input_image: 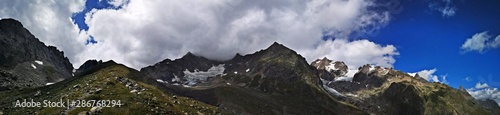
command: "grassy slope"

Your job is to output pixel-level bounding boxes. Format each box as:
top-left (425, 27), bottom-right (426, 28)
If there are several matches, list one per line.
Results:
top-left (0, 64), bottom-right (219, 114)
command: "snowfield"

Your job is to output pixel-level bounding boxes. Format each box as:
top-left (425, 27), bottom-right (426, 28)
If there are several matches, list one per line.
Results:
top-left (183, 64), bottom-right (225, 86)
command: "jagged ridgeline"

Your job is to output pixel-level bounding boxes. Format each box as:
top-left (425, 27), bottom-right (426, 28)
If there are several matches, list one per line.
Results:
top-left (0, 18), bottom-right (499, 115)
top-left (140, 42), bottom-right (367, 114)
top-left (312, 58), bottom-right (500, 115)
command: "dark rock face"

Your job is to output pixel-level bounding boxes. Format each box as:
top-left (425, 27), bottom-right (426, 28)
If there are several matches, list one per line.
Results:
top-left (0, 18), bottom-right (73, 90)
top-left (75, 60), bottom-right (101, 76)
top-left (478, 99), bottom-right (500, 114)
top-left (382, 82), bottom-right (424, 115)
top-left (351, 64), bottom-right (386, 89)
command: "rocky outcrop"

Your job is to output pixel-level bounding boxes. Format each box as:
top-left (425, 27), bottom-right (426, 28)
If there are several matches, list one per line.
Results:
top-left (0, 18), bottom-right (73, 90)
top-left (382, 82), bottom-right (425, 115)
top-left (459, 85), bottom-right (467, 92)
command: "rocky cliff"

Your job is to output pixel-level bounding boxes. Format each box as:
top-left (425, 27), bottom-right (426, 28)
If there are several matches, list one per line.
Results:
top-left (0, 18), bottom-right (73, 90)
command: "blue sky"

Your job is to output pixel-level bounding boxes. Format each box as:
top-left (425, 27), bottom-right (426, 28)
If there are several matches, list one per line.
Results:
top-left (368, 0), bottom-right (500, 89)
top-left (71, 0), bottom-right (124, 44)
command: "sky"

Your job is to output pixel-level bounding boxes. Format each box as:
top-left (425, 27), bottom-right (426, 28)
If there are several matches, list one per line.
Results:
top-left (0, 0), bottom-right (499, 104)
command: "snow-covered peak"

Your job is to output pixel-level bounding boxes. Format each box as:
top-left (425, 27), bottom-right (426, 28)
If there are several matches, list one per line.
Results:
top-left (311, 57), bottom-right (333, 70)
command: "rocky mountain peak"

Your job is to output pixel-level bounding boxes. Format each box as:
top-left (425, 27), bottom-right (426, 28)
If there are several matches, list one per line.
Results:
top-left (181, 52), bottom-right (197, 59)
top-left (0, 18), bottom-right (23, 28)
top-left (0, 18), bottom-right (74, 90)
top-left (75, 59), bottom-right (101, 75)
top-left (263, 42), bottom-right (294, 54)
top-left (311, 57), bottom-right (348, 81)
top-left (358, 64), bottom-right (373, 74)
top-left (332, 61), bottom-right (348, 72)
top-left (414, 73), bottom-right (421, 78)
top-left (311, 57), bottom-right (333, 70)
top-left (459, 85), bottom-right (467, 92)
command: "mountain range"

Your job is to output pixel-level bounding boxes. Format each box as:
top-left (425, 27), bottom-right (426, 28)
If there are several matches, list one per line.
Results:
top-left (0, 18), bottom-right (499, 115)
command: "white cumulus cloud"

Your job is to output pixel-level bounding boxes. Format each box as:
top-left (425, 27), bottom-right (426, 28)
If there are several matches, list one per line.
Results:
top-left (461, 31), bottom-right (500, 53)
top-left (78, 0), bottom-right (395, 69)
top-left (476, 82), bottom-right (490, 89)
top-left (468, 82), bottom-right (500, 106)
top-left (408, 68), bottom-right (448, 83)
top-left (1, 0), bottom-right (398, 70)
top-left (302, 39), bottom-right (398, 68)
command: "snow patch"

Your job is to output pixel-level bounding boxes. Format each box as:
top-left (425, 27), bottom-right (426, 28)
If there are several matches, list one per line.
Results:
top-left (46, 82), bottom-right (54, 85)
top-left (334, 76), bottom-right (353, 82)
top-left (226, 83), bottom-right (231, 85)
top-left (234, 71), bottom-right (238, 74)
top-left (183, 64), bottom-right (225, 86)
top-left (172, 74), bottom-right (180, 82)
top-left (369, 65), bottom-right (376, 72)
top-left (35, 60), bottom-right (43, 65)
top-left (345, 93), bottom-right (359, 97)
top-left (408, 72), bottom-right (416, 77)
top-left (345, 69), bottom-right (358, 78)
top-left (156, 79), bottom-right (166, 83)
top-left (325, 62), bottom-right (339, 72)
top-left (246, 69), bottom-right (250, 72)
top-left (333, 69), bottom-right (358, 82)
top-left (323, 84), bottom-right (344, 96)
top-left (31, 64), bottom-right (37, 69)
top-left (320, 78), bottom-right (344, 96)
